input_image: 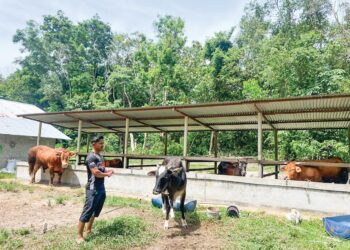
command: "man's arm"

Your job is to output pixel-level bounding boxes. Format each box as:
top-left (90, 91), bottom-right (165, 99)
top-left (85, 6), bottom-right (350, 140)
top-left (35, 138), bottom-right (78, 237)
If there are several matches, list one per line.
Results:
top-left (90, 167), bottom-right (113, 178)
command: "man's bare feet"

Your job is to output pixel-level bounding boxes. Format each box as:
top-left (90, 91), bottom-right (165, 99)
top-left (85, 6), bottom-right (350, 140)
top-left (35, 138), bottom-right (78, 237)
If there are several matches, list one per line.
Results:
top-left (86, 230), bottom-right (92, 236)
top-left (76, 236), bottom-right (85, 244)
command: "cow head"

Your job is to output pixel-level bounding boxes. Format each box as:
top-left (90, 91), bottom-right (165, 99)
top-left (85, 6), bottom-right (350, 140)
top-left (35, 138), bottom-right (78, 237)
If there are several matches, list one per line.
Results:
top-left (280, 162), bottom-right (301, 180)
top-left (56, 149), bottom-right (76, 168)
top-left (238, 160), bottom-right (248, 176)
top-left (147, 165), bottom-right (182, 195)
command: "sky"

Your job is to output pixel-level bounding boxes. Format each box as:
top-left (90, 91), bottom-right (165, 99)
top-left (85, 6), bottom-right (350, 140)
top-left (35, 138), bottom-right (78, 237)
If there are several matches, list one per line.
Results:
top-left (0, 0), bottom-right (251, 77)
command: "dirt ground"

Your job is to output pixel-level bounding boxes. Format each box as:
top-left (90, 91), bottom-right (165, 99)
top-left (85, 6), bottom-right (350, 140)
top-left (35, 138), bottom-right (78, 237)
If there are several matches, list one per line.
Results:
top-left (0, 181), bottom-right (224, 249)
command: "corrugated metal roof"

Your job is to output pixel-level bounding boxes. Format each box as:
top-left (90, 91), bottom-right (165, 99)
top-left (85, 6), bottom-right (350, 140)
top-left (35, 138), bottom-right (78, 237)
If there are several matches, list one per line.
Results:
top-left (0, 99), bottom-right (70, 140)
top-left (18, 94), bottom-right (350, 133)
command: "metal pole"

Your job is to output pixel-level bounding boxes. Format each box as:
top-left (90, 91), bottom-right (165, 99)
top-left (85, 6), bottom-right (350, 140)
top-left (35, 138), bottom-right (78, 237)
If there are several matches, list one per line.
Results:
top-left (258, 112), bottom-right (263, 178)
top-left (164, 132), bottom-right (168, 156)
top-left (274, 129), bottom-right (278, 179)
top-left (123, 118), bottom-right (130, 168)
top-left (213, 131), bottom-right (218, 174)
top-left (36, 122), bottom-right (42, 146)
top-left (184, 116), bottom-right (189, 171)
top-left (76, 120), bottom-right (82, 168)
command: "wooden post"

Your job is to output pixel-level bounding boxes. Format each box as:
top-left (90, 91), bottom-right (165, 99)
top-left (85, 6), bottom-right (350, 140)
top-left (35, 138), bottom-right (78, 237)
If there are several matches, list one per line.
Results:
top-left (348, 127), bottom-right (350, 184)
top-left (213, 131), bottom-right (218, 174)
top-left (164, 132), bottom-right (168, 156)
top-left (86, 134), bottom-right (90, 153)
top-left (36, 122), bottom-right (42, 146)
top-left (274, 129), bottom-right (278, 179)
top-left (184, 116), bottom-right (189, 171)
top-left (76, 120), bottom-right (82, 168)
top-left (123, 118), bottom-right (130, 168)
top-left (257, 112), bottom-right (263, 178)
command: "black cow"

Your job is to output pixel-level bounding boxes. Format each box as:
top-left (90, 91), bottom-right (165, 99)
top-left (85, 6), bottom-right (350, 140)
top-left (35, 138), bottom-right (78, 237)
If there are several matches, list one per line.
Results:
top-left (218, 160), bottom-right (247, 176)
top-left (148, 157), bottom-right (187, 229)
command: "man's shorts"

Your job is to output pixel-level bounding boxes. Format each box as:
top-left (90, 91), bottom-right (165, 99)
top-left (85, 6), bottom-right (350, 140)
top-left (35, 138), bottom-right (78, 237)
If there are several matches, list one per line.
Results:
top-left (79, 189), bottom-right (106, 222)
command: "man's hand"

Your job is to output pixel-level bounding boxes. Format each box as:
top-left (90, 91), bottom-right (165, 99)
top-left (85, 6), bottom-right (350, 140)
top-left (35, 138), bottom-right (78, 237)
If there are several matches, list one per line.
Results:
top-left (107, 170), bottom-right (113, 177)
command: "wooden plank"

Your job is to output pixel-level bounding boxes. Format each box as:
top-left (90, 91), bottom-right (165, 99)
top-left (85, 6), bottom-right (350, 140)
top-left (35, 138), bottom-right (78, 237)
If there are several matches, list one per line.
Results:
top-left (184, 116), bottom-right (188, 157)
top-left (164, 132), bottom-right (168, 156)
top-left (76, 120), bottom-right (82, 168)
top-left (123, 118), bottom-right (129, 168)
top-left (257, 112), bottom-right (263, 178)
top-left (263, 172), bottom-right (279, 178)
top-left (188, 167), bottom-right (216, 172)
top-left (213, 131), bottom-right (218, 174)
top-left (274, 129), bottom-right (278, 179)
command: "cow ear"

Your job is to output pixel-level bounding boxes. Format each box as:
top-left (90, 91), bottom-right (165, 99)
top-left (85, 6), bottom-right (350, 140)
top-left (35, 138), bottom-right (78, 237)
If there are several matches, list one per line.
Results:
top-left (147, 171), bottom-right (156, 176)
top-left (296, 166), bottom-right (302, 173)
top-left (280, 166), bottom-right (286, 172)
top-left (69, 151), bottom-right (76, 157)
top-left (56, 151), bottom-right (63, 157)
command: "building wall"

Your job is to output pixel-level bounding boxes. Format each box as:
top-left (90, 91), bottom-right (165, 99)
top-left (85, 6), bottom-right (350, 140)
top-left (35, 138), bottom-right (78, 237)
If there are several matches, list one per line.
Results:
top-left (0, 135), bottom-right (55, 168)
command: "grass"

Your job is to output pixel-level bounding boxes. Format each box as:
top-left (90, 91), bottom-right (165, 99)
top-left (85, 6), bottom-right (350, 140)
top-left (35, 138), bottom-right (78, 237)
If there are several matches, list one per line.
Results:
top-left (54, 195), bottom-right (70, 205)
top-left (105, 195), bottom-right (149, 209)
top-left (20, 216), bottom-right (156, 250)
top-left (0, 172), bottom-right (15, 179)
top-left (0, 180), bottom-right (34, 192)
top-left (222, 211), bottom-right (350, 250)
top-left (0, 228), bottom-right (31, 250)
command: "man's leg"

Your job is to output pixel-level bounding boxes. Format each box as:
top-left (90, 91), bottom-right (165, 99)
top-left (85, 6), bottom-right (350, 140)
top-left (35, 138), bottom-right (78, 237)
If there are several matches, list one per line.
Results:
top-left (86, 216), bottom-right (95, 235)
top-left (77, 221), bottom-right (85, 242)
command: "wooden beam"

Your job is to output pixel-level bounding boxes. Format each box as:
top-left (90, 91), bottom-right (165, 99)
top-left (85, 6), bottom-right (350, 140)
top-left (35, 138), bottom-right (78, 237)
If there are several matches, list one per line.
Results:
top-left (254, 104), bottom-right (276, 130)
top-left (86, 133), bottom-right (90, 153)
top-left (274, 129), bottom-right (278, 179)
top-left (63, 113), bottom-right (121, 133)
top-left (174, 108), bottom-right (215, 130)
top-left (213, 131), bottom-right (218, 174)
top-left (257, 112), bottom-right (263, 178)
top-left (76, 120), bottom-right (82, 168)
top-left (112, 111), bottom-right (166, 132)
top-left (37, 122), bottom-right (42, 146)
top-left (123, 118), bottom-right (130, 168)
top-left (184, 116), bottom-right (189, 157)
top-left (164, 132), bottom-right (168, 155)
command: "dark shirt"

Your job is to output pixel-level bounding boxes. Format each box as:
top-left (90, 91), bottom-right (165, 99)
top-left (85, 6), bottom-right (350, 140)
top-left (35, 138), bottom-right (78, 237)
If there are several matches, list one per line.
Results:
top-left (86, 152), bottom-right (106, 191)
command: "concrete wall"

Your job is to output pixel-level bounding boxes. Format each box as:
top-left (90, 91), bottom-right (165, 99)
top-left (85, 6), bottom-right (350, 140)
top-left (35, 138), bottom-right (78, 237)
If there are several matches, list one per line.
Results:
top-left (16, 161), bottom-right (350, 214)
top-left (0, 135), bottom-right (55, 169)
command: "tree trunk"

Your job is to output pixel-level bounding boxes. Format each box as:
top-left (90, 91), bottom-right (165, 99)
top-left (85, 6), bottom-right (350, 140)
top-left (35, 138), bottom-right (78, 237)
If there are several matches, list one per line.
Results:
top-left (142, 133), bottom-right (147, 153)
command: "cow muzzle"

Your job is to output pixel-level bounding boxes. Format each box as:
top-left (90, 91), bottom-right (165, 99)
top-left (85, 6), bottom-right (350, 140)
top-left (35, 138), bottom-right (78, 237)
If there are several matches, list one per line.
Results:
top-left (62, 163), bottom-right (69, 169)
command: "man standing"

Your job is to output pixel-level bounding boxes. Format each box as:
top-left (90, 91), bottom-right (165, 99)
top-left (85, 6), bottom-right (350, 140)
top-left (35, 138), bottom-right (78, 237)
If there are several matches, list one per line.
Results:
top-left (77, 135), bottom-right (113, 243)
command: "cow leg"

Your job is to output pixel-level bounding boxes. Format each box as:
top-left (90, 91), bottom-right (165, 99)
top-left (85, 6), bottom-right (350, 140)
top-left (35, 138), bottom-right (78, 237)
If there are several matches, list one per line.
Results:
top-left (57, 173), bottom-right (63, 185)
top-left (30, 163), bottom-right (41, 184)
top-left (168, 197), bottom-right (175, 219)
top-left (49, 169), bottom-right (55, 186)
top-left (180, 191), bottom-right (187, 228)
top-left (161, 194), bottom-right (167, 215)
top-left (163, 195), bottom-right (171, 229)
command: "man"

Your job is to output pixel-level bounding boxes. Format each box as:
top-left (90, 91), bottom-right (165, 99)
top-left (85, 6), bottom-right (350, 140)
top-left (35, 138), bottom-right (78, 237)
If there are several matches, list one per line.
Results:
top-left (77, 135), bottom-right (113, 243)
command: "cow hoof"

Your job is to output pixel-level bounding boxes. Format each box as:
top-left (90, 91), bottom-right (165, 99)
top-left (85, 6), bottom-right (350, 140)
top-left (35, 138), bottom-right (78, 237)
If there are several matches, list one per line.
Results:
top-left (181, 219), bottom-right (188, 228)
top-left (170, 209), bottom-right (175, 219)
top-left (164, 220), bottom-right (169, 229)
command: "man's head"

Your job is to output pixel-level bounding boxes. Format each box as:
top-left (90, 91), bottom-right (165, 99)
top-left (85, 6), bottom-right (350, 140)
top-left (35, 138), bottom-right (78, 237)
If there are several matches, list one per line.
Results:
top-left (91, 135), bottom-right (104, 153)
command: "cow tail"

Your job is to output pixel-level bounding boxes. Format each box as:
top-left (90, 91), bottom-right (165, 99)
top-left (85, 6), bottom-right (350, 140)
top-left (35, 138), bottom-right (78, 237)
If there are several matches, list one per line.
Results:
top-left (27, 150), bottom-right (36, 175)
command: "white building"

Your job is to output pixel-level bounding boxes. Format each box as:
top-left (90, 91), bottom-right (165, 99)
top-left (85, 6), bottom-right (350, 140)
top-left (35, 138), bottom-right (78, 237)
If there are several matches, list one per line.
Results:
top-left (0, 99), bottom-right (70, 169)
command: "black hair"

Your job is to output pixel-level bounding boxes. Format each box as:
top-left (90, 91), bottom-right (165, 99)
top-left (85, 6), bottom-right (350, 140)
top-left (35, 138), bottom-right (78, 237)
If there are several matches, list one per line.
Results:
top-left (91, 135), bottom-right (104, 144)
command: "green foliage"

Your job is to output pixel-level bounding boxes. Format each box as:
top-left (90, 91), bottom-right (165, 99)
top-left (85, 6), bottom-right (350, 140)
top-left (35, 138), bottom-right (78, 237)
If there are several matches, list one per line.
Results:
top-left (2, 2), bottom-right (350, 160)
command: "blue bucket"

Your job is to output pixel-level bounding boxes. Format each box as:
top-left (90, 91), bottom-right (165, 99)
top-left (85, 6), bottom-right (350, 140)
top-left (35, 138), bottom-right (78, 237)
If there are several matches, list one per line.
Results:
top-left (323, 215), bottom-right (350, 240)
top-left (151, 197), bottom-right (197, 212)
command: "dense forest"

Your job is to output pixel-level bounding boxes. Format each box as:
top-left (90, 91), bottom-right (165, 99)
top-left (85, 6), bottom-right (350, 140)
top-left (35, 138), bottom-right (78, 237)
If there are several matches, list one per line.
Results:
top-left (1, 0), bottom-right (350, 160)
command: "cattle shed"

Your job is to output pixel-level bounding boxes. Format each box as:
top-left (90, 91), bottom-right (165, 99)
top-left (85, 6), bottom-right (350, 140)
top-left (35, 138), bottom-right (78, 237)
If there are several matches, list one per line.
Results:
top-left (16, 94), bottom-right (350, 214)
top-left (0, 99), bottom-right (70, 170)
top-left (19, 94), bottom-right (350, 173)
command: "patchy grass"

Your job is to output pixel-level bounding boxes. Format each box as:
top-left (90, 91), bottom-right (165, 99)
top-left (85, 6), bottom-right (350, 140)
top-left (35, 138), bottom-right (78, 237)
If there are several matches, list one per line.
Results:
top-left (0, 172), bottom-right (15, 179)
top-left (54, 195), bottom-right (70, 205)
top-left (105, 195), bottom-right (149, 209)
top-left (21, 216), bottom-right (156, 250)
top-left (0, 228), bottom-right (31, 250)
top-left (222, 211), bottom-right (350, 250)
top-left (0, 180), bottom-right (34, 193)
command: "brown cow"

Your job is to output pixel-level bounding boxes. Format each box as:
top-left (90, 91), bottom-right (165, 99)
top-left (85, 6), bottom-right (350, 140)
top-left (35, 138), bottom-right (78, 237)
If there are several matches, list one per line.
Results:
top-left (104, 158), bottom-right (122, 168)
top-left (281, 158), bottom-right (348, 184)
top-left (28, 146), bottom-right (75, 185)
top-left (218, 160), bottom-right (247, 176)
